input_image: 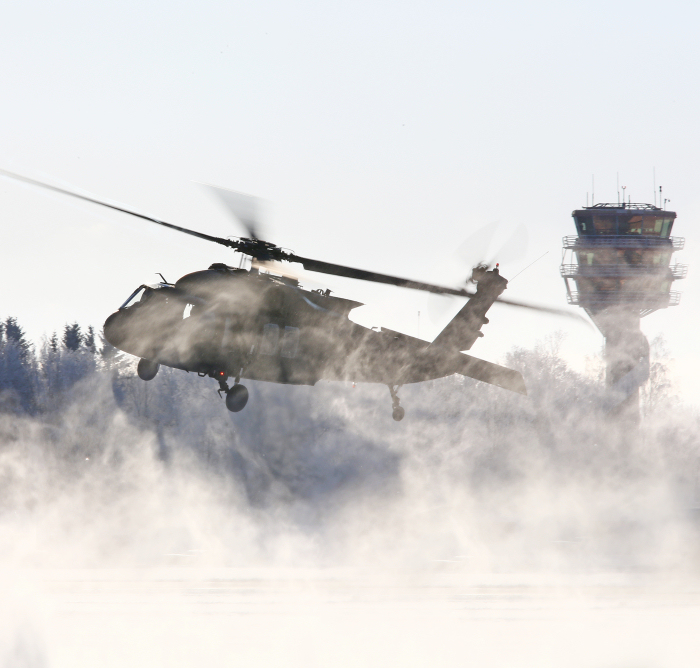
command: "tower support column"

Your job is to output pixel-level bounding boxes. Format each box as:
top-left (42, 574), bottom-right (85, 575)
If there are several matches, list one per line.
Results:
top-left (594, 307), bottom-right (649, 431)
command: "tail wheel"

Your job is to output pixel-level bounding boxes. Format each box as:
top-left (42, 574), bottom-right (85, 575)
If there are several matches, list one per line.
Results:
top-left (137, 358), bottom-right (160, 381)
top-left (392, 406), bottom-right (405, 422)
top-left (225, 384), bottom-right (249, 412)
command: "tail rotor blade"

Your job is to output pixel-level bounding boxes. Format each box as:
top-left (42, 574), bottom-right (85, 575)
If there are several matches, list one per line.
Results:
top-left (485, 223), bottom-right (528, 268)
top-left (426, 221), bottom-right (499, 326)
top-left (455, 221), bottom-right (500, 275)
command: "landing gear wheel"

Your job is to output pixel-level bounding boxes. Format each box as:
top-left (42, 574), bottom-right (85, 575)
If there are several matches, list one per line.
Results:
top-left (137, 358), bottom-right (160, 381)
top-left (225, 384), bottom-right (249, 412)
top-left (392, 406), bottom-right (405, 422)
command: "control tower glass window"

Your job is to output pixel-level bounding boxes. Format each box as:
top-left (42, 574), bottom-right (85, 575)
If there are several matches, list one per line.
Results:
top-left (575, 211), bottom-right (675, 238)
top-left (575, 214), bottom-right (592, 233)
top-left (658, 216), bottom-right (673, 238)
top-left (618, 213), bottom-right (673, 238)
top-left (619, 215), bottom-right (643, 234)
top-left (592, 214), bottom-right (615, 235)
top-left (573, 214), bottom-right (615, 235)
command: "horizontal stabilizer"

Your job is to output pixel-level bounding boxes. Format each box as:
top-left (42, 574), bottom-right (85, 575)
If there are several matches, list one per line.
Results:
top-left (456, 353), bottom-right (527, 395)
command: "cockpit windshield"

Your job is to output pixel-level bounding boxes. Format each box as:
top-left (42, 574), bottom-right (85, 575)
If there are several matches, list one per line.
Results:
top-left (119, 283), bottom-right (186, 310)
top-left (120, 286), bottom-right (147, 309)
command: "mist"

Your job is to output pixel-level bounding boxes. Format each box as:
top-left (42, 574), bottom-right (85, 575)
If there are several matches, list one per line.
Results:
top-left (1, 327), bottom-right (700, 667)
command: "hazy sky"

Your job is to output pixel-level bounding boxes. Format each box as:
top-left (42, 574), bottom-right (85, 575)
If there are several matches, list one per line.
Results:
top-left (1, 0), bottom-right (699, 397)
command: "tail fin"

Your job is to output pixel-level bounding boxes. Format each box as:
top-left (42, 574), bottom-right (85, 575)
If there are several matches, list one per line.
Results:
top-left (431, 268), bottom-right (508, 351)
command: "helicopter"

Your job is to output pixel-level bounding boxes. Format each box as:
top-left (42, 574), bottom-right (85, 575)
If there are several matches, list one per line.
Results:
top-left (1, 168), bottom-right (570, 421)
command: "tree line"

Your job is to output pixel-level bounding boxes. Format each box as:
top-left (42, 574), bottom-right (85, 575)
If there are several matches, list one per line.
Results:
top-left (0, 317), bottom-right (118, 414)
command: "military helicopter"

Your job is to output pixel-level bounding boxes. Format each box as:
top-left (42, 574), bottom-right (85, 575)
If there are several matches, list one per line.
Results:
top-left (2, 169), bottom-right (570, 420)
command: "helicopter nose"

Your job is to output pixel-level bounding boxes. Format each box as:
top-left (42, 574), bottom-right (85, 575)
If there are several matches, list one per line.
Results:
top-left (103, 311), bottom-right (128, 348)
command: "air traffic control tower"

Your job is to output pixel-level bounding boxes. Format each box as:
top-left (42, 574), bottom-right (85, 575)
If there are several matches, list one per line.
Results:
top-left (561, 202), bottom-right (686, 422)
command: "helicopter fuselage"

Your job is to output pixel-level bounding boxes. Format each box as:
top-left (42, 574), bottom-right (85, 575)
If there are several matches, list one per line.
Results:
top-left (104, 263), bottom-right (474, 388)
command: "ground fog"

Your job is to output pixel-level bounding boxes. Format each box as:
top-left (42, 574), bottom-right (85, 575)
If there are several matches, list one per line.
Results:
top-left (1, 328), bottom-right (699, 667)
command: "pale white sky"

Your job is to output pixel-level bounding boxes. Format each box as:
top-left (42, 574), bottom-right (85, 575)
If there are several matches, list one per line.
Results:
top-left (1, 0), bottom-right (699, 399)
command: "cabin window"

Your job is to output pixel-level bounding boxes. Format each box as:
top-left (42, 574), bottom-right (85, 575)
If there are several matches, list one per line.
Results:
top-left (280, 327), bottom-right (300, 359)
top-left (183, 304), bottom-right (194, 319)
top-left (260, 324), bottom-right (279, 355)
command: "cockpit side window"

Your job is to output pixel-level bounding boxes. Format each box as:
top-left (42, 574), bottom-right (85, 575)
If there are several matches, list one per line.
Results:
top-left (120, 286), bottom-right (147, 309)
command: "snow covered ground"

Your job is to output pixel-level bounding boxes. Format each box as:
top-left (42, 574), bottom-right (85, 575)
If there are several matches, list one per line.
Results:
top-left (4, 567), bottom-right (700, 668)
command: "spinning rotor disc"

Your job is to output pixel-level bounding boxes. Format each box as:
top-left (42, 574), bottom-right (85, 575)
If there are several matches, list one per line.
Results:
top-left (0, 167), bottom-right (579, 319)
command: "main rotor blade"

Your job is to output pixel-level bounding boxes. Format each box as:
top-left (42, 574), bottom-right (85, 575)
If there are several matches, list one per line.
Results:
top-left (197, 181), bottom-right (263, 240)
top-left (0, 167), bottom-right (589, 324)
top-left (491, 295), bottom-right (589, 322)
top-left (290, 253), bottom-right (586, 321)
top-left (0, 168), bottom-right (238, 250)
top-left (289, 254), bottom-right (474, 297)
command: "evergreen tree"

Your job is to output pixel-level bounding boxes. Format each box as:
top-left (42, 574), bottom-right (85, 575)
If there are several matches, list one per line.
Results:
top-left (0, 317), bottom-right (35, 412)
top-left (38, 335), bottom-right (61, 412)
top-left (4, 317), bottom-right (31, 362)
top-left (84, 326), bottom-right (96, 353)
top-left (62, 323), bottom-right (83, 351)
